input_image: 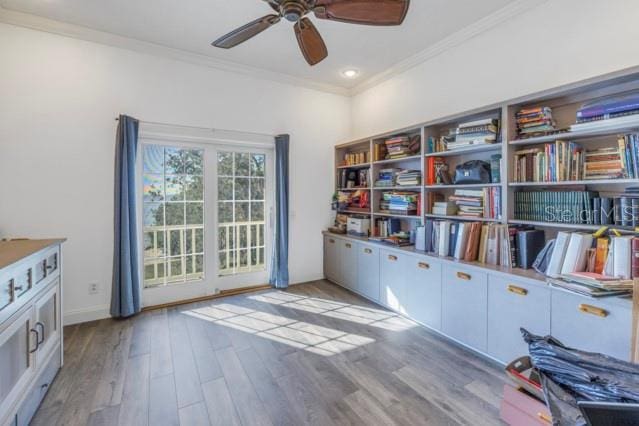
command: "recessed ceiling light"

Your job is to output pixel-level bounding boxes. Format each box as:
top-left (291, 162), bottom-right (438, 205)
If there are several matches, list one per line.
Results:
top-left (341, 69), bottom-right (360, 79)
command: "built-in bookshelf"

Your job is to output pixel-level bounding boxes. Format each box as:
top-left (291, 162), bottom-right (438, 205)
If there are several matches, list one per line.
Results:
top-left (333, 67), bottom-right (639, 252)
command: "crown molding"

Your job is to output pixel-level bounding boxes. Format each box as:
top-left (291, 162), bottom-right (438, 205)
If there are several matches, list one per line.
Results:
top-left (349, 0), bottom-right (547, 96)
top-left (1, 1), bottom-right (545, 98)
top-left (0, 6), bottom-right (351, 96)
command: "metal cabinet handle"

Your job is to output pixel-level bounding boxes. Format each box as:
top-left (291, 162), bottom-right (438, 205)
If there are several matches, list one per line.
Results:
top-left (13, 285), bottom-right (23, 292)
top-left (507, 285), bottom-right (528, 296)
top-left (29, 328), bottom-right (39, 353)
top-left (418, 262), bottom-right (430, 270)
top-left (329, 239), bottom-right (335, 244)
top-left (363, 248), bottom-right (372, 254)
top-left (456, 271), bottom-right (471, 281)
top-left (36, 322), bottom-right (45, 345)
top-left (345, 243), bottom-right (352, 248)
top-left (388, 255), bottom-right (398, 261)
top-left (579, 304), bottom-right (608, 318)
top-left (537, 412), bottom-right (551, 424)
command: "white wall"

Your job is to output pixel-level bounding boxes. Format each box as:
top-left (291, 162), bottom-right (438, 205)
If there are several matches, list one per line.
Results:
top-left (350, 0), bottom-right (639, 138)
top-left (0, 23), bottom-right (350, 324)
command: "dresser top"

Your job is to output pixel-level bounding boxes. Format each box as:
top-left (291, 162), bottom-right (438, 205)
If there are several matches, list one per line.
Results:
top-left (0, 239), bottom-right (66, 270)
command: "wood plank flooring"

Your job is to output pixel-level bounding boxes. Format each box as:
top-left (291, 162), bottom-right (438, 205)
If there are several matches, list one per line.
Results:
top-left (32, 280), bottom-right (508, 426)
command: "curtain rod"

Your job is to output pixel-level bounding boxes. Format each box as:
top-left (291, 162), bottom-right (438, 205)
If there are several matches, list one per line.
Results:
top-left (115, 117), bottom-right (277, 138)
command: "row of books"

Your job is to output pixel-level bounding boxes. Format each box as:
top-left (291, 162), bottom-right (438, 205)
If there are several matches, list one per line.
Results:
top-left (427, 188), bottom-right (501, 219)
top-left (425, 118), bottom-right (500, 153)
top-left (374, 135), bottom-right (421, 161)
top-left (516, 106), bottom-right (555, 137)
top-left (379, 191), bottom-right (420, 216)
top-left (421, 221), bottom-right (527, 267)
top-left (370, 218), bottom-right (412, 246)
top-left (374, 168), bottom-right (421, 187)
top-left (544, 231), bottom-right (635, 297)
top-left (338, 168), bottom-right (369, 189)
top-left (336, 190), bottom-right (369, 211)
top-left (571, 93), bottom-right (639, 132)
top-left (341, 150), bottom-right (369, 166)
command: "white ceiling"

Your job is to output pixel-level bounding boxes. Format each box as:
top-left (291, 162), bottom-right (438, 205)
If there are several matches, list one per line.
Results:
top-left (1, 0), bottom-right (516, 91)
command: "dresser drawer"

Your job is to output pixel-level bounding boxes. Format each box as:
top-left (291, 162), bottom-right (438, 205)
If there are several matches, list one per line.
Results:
top-left (16, 349), bottom-right (61, 426)
top-left (487, 275), bottom-right (550, 363)
top-left (442, 265), bottom-right (488, 351)
top-left (380, 250), bottom-right (408, 313)
top-left (404, 255), bottom-right (442, 330)
top-left (551, 289), bottom-right (632, 361)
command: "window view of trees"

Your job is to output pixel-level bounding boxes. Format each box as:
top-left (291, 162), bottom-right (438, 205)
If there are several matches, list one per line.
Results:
top-left (218, 151), bottom-right (266, 276)
top-left (143, 145), bottom-right (204, 287)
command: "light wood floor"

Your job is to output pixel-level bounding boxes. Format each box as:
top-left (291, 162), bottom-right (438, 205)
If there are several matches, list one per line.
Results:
top-left (32, 280), bottom-right (507, 426)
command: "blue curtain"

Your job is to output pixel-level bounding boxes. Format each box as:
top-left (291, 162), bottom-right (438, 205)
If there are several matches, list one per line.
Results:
top-left (270, 134), bottom-right (290, 289)
top-left (110, 115), bottom-right (141, 318)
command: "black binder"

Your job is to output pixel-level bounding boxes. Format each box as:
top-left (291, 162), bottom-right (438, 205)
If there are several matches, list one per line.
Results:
top-left (516, 229), bottom-right (545, 269)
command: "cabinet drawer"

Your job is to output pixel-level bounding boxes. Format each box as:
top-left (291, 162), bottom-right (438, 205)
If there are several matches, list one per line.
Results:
top-left (488, 276), bottom-right (550, 363)
top-left (404, 256), bottom-right (442, 330)
top-left (380, 250), bottom-right (407, 313)
top-left (442, 265), bottom-right (488, 351)
top-left (357, 244), bottom-right (380, 302)
top-left (551, 289), bottom-right (632, 361)
top-left (16, 350), bottom-right (61, 426)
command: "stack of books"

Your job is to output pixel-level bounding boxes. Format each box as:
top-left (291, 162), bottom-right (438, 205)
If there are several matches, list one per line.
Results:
top-left (395, 169), bottom-right (421, 186)
top-left (379, 191), bottom-right (419, 216)
top-left (446, 118), bottom-right (499, 151)
top-left (379, 135), bottom-right (420, 160)
top-left (432, 201), bottom-right (457, 216)
top-left (374, 168), bottom-right (399, 187)
top-left (447, 188), bottom-right (501, 219)
top-left (513, 141), bottom-right (584, 182)
top-left (543, 231), bottom-right (638, 297)
top-left (425, 192), bottom-right (445, 214)
top-left (515, 106), bottom-right (555, 137)
top-left (370, 218), bottom-right (412, 246)
top-left (571, 93), bottom-right (639, 132)
top-left (336, 190), bottom-right (369, 212)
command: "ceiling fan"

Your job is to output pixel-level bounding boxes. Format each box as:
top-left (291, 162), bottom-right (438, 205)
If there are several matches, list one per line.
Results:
top-left (212, 0), bottom-right (410, 66)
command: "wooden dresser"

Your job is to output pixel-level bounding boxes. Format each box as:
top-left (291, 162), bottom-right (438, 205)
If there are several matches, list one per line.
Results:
top-left (0, 239), bottom-right (65, 426)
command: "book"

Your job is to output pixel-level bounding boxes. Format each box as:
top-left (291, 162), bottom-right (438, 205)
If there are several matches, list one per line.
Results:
top-left (454, 223), bottom-right (469, 260)
top-left (612, 235), bottom-right (632, 279)
top-left (594, 238), bottom-right (609, 274)
top-left (546, 232), bottom-right (571, 278)
top-left (516, 230), bottom-right (545, 269)
top-left (438, 221), bottom-right (451, 257)
top-left (560, 233), bottom-right (594, 275)
top-left (633, 237), bottom-right (639, 279)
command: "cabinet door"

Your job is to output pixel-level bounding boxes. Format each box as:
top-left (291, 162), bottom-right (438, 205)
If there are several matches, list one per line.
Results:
top-left (357, 244), bottom-right (380, 302)
top-left (34, 280), bottom-right (61, 362)
top-left (339, 240), bottom-right (358, 291)
top-left (551, 289), bottom-right (632, 361)
top-left (380, 250), bottom-right (407, 313)
top-left (404, 256), bottom-right (442, 331)
top-left (442, 265), bottom-right (488, 352)
top-left (0, 309), bottom-right (36, 419)
top-left (324, 236), bottom-right (341, 284)
top-left (487, 276), bottom-right (550, 364)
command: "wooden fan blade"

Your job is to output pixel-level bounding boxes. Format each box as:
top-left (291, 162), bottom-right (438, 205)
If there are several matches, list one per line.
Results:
top-left (314, 0), bottom-right (410, 26)
top-left (212, 14), bottom-right (280, 48)
top-left (294, 18), bottom-right (328, 66)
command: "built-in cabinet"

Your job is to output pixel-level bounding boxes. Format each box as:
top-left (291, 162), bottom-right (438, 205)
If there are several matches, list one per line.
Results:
top-left (324, 233), bottom-right (633, 364)
top-left (0, 240), bottom-right (64, 426)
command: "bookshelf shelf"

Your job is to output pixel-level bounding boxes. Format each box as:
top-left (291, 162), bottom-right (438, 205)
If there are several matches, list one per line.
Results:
top-left (424, 214), bottom-right (501, 223)
top-left (424, 182), bottom-right (502, 189)
top-left (509, 179), bottom-right (639, 187)
top-left (424, 144), bottom-right (502, 157)
top-left (372, 154), bottom-right (422, 165)
top-left (337, 187), bottom-right (371, 191)
top-left (337, 210), bottom-right (371, 215)
top-left (336, 163), bottom-right (370, 169)
top-left (507, 219), bottom-right (636, 233)
top-left (373, 212), bottom-right (422, 219)
top-left (509, 120), bottom-right (639, 145)
top-left (373, 186), bottom-right (422, 190)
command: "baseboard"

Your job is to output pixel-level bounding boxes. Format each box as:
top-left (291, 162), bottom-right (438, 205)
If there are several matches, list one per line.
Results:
top-left (63, 304), bottom-right (110, 326)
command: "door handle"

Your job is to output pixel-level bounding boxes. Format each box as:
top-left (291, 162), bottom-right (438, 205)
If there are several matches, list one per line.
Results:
top-left (36, 322), bottom-right (45, 345)
top-left (345, 243), bottom-right (352, 248)
top-left (29, 328), bottom-right (39, 353)
top-left (363, 248), bottom-right (372, 254)
top-left (418, 262), bottom-right (430, 270)
top-left (456, 271), bottom-right (471, 281)
top-left (507, 285), bottom-right (528, 296)
top-left (537, 412), bottom-right (551, 424)
top-left (388, 255), bottom-right (398, 261)
top-left (578, 304), bottom-right (608, 318)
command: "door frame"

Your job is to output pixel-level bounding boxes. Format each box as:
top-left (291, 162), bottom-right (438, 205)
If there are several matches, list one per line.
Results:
top-left (136, 125), bottom-right (275, 308)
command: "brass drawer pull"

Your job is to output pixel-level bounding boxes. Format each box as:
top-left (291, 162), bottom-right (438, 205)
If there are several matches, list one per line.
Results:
top-left (507, 285), bottom-right (528, 296)
top-left (345, 243), bottom-right (352, 248)
top-left (418, 262), bottom-right (430, 270)
top-left (537, 412), bottom-right (551, 424)
top-left (364, 248), bottom-right (372, 254)
top-left (329, 239), bottom-right (335, 244)
top-left (388, 255), bottom-right (398, 261)
top-left (456, 271), bottom-right (471, 281)
top-left (579, 304), bottom-right (608, 318)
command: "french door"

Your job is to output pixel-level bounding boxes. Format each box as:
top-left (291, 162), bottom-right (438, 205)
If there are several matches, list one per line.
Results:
top-left (139, 138), bottom-right (274, 307)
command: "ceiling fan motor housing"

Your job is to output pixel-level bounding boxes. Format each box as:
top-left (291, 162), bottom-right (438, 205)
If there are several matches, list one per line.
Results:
top-left (280, 1), bottom-right (310, 22)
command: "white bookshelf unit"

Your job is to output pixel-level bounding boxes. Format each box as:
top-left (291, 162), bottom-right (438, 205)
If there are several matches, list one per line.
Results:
top-left (326, 68), bottom-right (639, 365)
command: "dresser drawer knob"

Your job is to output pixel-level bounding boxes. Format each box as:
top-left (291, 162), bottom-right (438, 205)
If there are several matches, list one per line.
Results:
top-left (456, 271), bottom-right (471, 281)
top-left (345, 243), bottom-right (352, 248)
top-left (363, 248), bottom-right (372, 254)
top-left (388, 255), bottom-right (398, 261)
top-left (578, 304), bottom-right (608, 318)
top-left (418, 262), bottom-right (430, 270)
top-left (329, 239), bottom-right (335, 244)
top-left (537, 412), bottom-right (551, 424)
top-left (507, 285), bottom-right (528, 296)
